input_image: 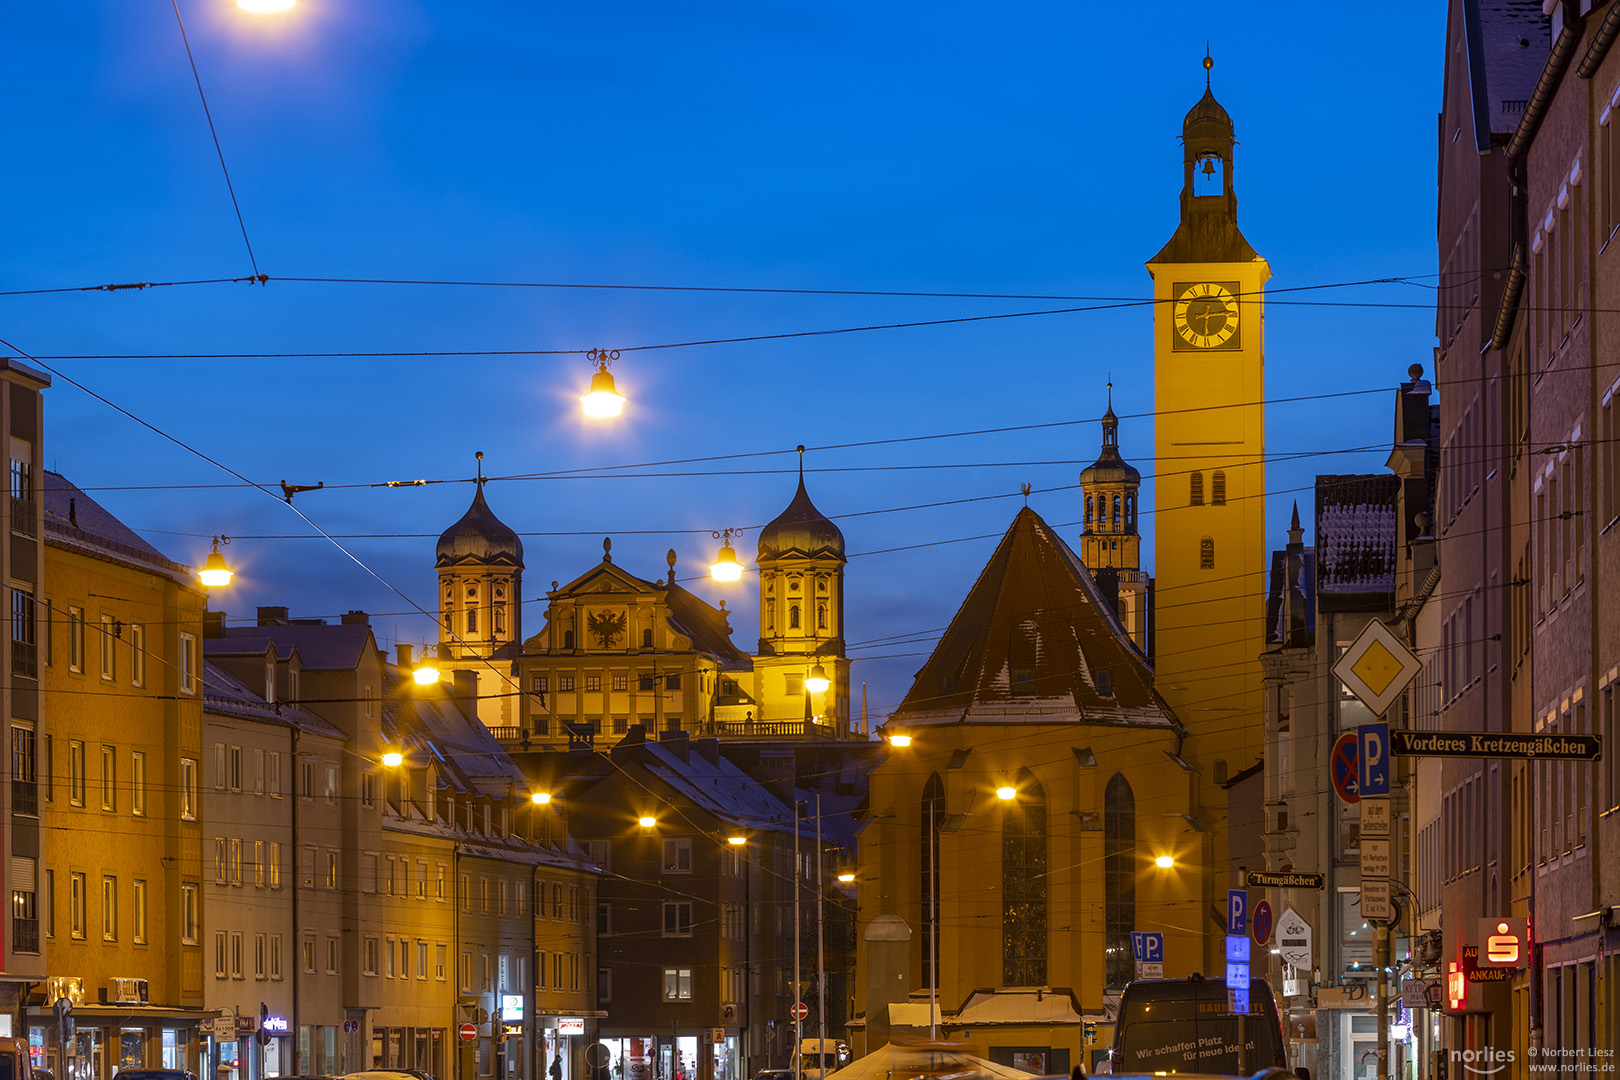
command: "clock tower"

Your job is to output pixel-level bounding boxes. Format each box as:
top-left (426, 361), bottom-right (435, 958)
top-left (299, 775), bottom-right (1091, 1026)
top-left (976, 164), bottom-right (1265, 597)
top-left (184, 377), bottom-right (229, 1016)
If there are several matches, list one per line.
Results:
top-left (1145, 62), bottom-right (1269, 923)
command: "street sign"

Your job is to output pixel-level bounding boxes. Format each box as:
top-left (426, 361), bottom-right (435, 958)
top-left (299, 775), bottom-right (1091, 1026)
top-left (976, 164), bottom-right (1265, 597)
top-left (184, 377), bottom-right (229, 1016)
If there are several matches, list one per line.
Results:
top-left (1227, 889), bottom-right (1247, 935)
top-left (1359, 797), bottom-right (1392, 837)
top-left (1245, 870), bottom-right (1325, 890)
top-left (1252, 900), bottom-right (1273, 947)
top-left (1225, 961), bottom-right (1250, 990)
top-left (789, 1002), bottom-right (809, 1021)
top-left (1401, 979), bottom-right (1433, 1009)
top-left (1277, 907), bottom-right (1313, 969)
top-left (1390, 730), bottom-right (1603, 760)
top-left (1225, 934), bottom-right (1251, 963)
top-left (1130, 931), bottom-right (1164, 964)
top-left (459, 1024), bottom-right (478, 1041)
top-left (1330, 733), bottom-right (1361, 804)
top-left (1333, 619), bottom-right (1423, 715)
top-left (1358, 723), bottom-right (1390, 796)
top-left (1361, 838), bottom-right (1392, 879)
top-left (1137, 962), bottom-right (1164, 979)
top-left (1361, 877), bottom-right (1392, 921)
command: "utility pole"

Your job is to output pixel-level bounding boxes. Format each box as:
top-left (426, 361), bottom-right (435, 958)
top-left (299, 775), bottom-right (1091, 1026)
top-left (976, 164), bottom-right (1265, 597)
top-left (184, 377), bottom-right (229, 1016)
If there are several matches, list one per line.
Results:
top-left (792, 801), bottom-right (801, 1080)
top-left (815, 794), bottom-right (826, 1080)
top-left (928, 798), bottom-right (937, 1042)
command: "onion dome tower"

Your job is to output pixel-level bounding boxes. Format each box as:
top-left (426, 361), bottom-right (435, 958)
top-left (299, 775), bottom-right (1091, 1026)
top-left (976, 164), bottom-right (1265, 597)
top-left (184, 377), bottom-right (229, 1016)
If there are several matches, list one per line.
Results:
top-left (436, 455), bottom-right (524, 663)
top-left (755, 448), bottom-right (850, 731)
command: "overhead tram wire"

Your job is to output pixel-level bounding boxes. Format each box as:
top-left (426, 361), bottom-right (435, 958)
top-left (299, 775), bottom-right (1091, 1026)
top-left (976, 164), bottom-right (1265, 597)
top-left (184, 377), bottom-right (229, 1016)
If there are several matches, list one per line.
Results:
top-left (168, 0), bottom-right (264, 282)
top-left (0, 333), bottom-right (527, 704)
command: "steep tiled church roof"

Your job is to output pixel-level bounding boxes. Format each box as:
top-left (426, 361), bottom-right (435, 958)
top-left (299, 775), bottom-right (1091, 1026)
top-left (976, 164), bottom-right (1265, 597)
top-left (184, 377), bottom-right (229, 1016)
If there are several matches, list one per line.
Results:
top-left (889, 507), bottom-right (1177, 728)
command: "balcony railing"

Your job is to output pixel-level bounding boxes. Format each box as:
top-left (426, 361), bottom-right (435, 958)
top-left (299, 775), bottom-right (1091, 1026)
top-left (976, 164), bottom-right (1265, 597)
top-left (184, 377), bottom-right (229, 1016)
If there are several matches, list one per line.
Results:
top-left (12, 778), bottom-right (36, 817)
top-left (12, 917), bottom-right (38, 954)
top-left (9, 498), bottom-right (35, 538)
top-left (10, 640), bottom-right (36, 680)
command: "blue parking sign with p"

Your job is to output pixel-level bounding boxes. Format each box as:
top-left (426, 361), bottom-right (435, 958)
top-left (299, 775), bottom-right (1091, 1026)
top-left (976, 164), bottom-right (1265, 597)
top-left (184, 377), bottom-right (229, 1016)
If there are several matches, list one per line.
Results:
top-left (1358, 722), bottom-right (1390, 797)
top-left (1131, 931), bottom-right (1163, 964)
top-left (1227, 889), bottom-right (1247, 935)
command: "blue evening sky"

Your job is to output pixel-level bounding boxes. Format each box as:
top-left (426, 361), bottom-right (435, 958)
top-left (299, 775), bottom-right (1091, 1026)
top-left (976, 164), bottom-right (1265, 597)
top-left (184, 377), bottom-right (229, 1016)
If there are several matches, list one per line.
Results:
top-left (4, 2), bottom-right (1447, 719)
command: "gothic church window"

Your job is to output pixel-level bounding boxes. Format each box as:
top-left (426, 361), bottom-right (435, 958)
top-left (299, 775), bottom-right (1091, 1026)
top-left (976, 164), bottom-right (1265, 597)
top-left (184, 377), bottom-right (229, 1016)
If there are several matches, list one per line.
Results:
top-left (1113, 495), bottom-right (1122, 525)
top-left (1104, 773), bottom-right (1135, 988)
top-left (789, 605), bottom-right (800, 629)
top-left (1002, 768), bottom-right (1047, 987)
top-left (1190, 471), bottom-right (1205, 506)
top-left (1085, 496), bottom-right (1094, 526)
top-left (1212, 471), bottom-right (1227, 505)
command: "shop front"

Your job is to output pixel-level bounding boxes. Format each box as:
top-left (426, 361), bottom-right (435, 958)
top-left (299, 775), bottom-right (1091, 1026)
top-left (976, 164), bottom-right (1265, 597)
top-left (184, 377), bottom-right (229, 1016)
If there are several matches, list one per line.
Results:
top-left (25, 1005), bottom-right (210, 1080)
top-left (590, 1033), bottom-right (733, 1080)
top-left (369, 1025), bottom-right (447, 1078)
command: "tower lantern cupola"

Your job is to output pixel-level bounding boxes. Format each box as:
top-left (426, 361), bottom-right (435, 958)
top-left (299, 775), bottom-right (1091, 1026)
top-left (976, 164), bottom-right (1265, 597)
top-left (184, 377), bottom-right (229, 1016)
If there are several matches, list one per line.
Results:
top-left (1077, 385), bottom-right (1148, 650)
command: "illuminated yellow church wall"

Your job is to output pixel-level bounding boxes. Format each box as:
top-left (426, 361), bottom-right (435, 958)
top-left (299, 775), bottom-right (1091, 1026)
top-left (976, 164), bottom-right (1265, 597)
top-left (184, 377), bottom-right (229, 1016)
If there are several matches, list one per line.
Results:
top-left (1146, 73), bottom-right (1270, 978)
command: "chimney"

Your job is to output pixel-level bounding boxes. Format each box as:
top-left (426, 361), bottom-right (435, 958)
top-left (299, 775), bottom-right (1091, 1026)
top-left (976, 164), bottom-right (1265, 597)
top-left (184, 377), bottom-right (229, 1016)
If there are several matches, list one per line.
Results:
top-left (396, 644), bottom-right (414, 668)
top-left (203, 610), bottom-right (226, 639)
top-left (257, 606), bottom-right (289, 627)
top-left (759, 750), bottom-right (796, 810)
top-left (658, 729), bottom-right (690, 762)
top-left (693, 737), bottom-right (720, 765)
top-left (452, 671), bottom-right (478, 717)
top-left (341, 610), bottom-right (370, 626)
top-left (611, 724), bottom-right (647, 765)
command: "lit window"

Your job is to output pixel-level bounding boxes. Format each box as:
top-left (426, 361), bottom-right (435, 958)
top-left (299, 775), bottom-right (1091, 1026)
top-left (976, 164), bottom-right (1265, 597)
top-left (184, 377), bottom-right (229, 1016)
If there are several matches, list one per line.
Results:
top-left (662, 968), bottom-right (693, 1001)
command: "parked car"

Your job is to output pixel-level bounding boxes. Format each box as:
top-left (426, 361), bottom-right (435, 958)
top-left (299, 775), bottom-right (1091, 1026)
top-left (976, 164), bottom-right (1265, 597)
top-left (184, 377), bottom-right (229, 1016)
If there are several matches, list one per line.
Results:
top-left (112, 1071), bottom-right (196, 1080)
top-left (1109, 975), bottom-right (1302, 1077)
top-left (0, 1040), bottom-right (31, 1080)
top-left (754, 1070), bottom-right (797, 1080)
top-left (344, 1070), bottom-right (434, 1080)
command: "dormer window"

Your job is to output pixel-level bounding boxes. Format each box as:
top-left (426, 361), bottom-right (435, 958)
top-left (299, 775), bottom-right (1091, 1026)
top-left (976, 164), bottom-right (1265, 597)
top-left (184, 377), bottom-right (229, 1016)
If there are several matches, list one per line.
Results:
top-left (1212, 471), bottom-right (1227, 505)
top-left (1190, 471), bottom-right (1205, 506)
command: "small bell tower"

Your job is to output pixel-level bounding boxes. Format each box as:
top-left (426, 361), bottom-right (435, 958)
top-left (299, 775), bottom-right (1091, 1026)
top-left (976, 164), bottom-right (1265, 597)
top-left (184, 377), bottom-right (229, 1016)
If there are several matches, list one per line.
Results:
top-left (1078, 383), bottom-right (1149, 650)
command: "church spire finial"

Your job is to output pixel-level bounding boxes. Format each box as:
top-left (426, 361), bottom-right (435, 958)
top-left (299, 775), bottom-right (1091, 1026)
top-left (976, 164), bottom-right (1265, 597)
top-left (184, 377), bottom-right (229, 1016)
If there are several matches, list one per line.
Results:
top-left (796, 444), bottom-right (806, 481)
top-left (475, 450), bottom-right (485, 486)
top-left (1204, 45), bottom-right (1213, 89)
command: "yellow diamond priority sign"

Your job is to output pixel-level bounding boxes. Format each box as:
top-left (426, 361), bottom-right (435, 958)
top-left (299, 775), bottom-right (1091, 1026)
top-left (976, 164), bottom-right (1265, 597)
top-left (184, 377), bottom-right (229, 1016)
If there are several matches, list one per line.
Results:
top-left (1333, 620), bottom-right (1422, 716)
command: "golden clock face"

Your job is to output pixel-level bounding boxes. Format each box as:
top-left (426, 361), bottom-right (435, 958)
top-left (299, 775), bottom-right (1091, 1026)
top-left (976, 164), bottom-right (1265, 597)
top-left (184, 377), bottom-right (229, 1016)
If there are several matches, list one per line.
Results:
top-left (1172, 281), bottom-right (1240, 350)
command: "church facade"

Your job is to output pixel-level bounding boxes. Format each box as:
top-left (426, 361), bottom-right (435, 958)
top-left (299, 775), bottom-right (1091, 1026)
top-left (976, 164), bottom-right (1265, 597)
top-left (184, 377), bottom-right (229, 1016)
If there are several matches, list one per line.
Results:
top-left (430, 468), bottom-right (857, 750)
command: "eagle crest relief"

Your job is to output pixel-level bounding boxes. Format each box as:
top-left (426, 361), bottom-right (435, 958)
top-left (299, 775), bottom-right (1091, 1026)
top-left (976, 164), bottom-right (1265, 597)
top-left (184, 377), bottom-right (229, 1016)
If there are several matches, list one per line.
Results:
top-left (587, 609), bottom-right (626, 649)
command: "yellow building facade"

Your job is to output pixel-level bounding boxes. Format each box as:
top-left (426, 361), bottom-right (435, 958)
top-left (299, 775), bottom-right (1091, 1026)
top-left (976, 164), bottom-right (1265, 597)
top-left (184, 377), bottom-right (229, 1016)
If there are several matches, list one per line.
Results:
top-left (37, 472), bottom-right (210, 1077)
top-left (1145, 76), bottom-right (1270, 974)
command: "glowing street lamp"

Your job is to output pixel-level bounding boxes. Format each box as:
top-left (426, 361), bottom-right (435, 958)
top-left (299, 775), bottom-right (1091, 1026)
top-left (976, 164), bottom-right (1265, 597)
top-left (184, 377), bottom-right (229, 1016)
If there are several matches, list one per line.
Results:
top-left (413, 649), bottom-right (441, 687)
top-left (580, 348), bottom-right (625, 418)
top-left (886, 729), bottom-right (912, 748)
top-left (237, 0), bottom-right (295, 10)
top-left (805, 664), bottom-right (831, 694)
top-left (727, 834), bottom-right (747, 846)
top-left (381, 749), bottom-right (404, 768)
top-left (836, 871), bottom-right (855, 884)
top-left (531, 792), bottom-right (551, 805)
top-left (710, 528), bottom-right (744, 582)
top-left (198, 536), bottom-right (234, 588)
top-left (638, 815), bottom-right (656, 829)
top-left (1155, 855), bottom-right (1175, 869)
top-left (995, 785), bottom-right (1017, 801)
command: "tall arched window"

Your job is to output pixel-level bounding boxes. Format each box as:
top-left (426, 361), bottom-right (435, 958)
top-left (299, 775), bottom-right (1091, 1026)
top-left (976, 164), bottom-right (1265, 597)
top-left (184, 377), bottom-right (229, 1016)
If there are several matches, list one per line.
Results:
top-left (1084, 496), bottom-right (1094, 526)
top-left (1002, 768), bottom-right (1047, 986)
top-left (817, 604), bottom-right (827, 630)
top-left (921, 774), bottom-right (943, 990)
top-left (1212, 470), bottom-right (1227, 505)
top-left (1200, 536), bottom-right (1215, 570)
top-left (789, 604), bottom-right (801, 629)
top-left (466, 608), bottom-right (478, 633)
top-left (1104, 772), bottom-right (1136, 988)
top-left (1112, 495), bottom-right (1122, 525)
top-left (1190, 471), bottom-right (1205, 506)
